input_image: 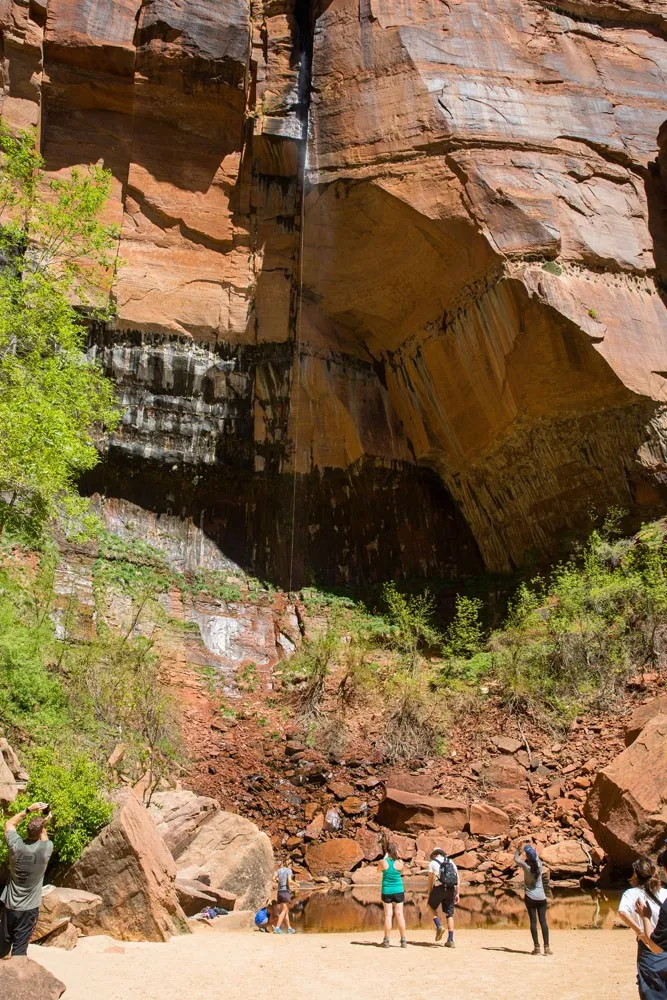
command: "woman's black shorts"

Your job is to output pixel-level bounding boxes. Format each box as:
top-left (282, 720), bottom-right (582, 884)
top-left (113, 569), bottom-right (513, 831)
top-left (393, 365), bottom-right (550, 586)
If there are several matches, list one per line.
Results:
top-left (277, 890), bottom-right (292, 904)
top-left (381, 892), bottom-right (405, 904)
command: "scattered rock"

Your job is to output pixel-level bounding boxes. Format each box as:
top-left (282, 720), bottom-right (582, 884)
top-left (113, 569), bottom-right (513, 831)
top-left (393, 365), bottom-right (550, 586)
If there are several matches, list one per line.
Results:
top-left (328, 781), bottom-right (354, 800)
top-left (389, 833), bottom-right (417, 859)
top-left (585, 715), bottom-right (667, 865)
top-left (493, 736), bottom-right (522, 754)
top-left (469, 802), bottom-right (510, 838)
top-left (486, 787), bottom-right (532, 819)
top-left (304, 814), bottom-right (324, 840)
top-left (376, 789), bottom-right (468, 833)
top-left (305, 838), bottom-right (364, 876)
top-left (415, 830), bottom-right (466, 858)
top-left (350, 864), bottom-right (381, 885)
top-left (0, 957), bottom-right (66, 998)
top-left (341, 796), bottom-right (364, 815)
top-left (64, 789), bottom-right (188, 942)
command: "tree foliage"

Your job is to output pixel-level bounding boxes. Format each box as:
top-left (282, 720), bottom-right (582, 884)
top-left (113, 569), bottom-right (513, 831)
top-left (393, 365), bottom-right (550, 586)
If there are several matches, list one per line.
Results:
top-left (0, 122), bottom-right (119, 538)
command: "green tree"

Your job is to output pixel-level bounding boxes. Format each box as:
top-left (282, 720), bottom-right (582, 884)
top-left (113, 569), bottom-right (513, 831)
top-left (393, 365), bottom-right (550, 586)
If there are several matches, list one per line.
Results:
top-left (382, 582), bottom-right (442, 673)
top-left (0, 122), bottom-right (120, 538)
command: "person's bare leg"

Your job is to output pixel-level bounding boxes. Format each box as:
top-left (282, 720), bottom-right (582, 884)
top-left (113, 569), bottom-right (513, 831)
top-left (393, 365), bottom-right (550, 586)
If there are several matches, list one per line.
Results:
top-left (429, 904), bottom-right (444, 942)
top-left (445, 913), bottom-right (456, 947)
top-left (284, 906), bottom-right (292, 930)
top-left (382, 902), bottom-right (392, 945)
top-left (276, 903), bottom-right (287, 929)
top-left (396, 903), bottom-right (407, 946)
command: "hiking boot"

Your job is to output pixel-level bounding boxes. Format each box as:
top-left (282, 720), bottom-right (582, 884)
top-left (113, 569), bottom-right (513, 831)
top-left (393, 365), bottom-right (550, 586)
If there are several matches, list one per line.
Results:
top-left (400, 938), bottom-right (407, 949)
top-left (435, 926), bottom-right (445, 943)
top-left (382, 938), bottom-right (391, 948)
top-left (532, 946), bottom-right (541, 955)
top-left (445, 939), bottom-right (455, 948)
top-left (273, 927), bottom-right (284, 934)
top-left (544, 947), bottom-right (553, 956)
top-left (287, 928), bottom-right (296, 934)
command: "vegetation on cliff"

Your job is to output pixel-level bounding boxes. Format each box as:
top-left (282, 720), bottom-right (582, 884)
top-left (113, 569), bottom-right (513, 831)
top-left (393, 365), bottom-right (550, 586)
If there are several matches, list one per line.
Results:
top-left (0, 124), bottom-right (119, 540)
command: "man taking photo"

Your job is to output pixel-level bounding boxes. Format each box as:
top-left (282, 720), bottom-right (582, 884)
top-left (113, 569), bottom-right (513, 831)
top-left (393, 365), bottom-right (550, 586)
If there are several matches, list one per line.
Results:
top-left (1, 802), bottom-right (53, 958)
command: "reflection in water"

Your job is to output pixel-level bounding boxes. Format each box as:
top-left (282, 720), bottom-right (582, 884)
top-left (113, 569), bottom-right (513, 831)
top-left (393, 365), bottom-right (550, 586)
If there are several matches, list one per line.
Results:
top-left (289, 885), bottom-right (623, 934)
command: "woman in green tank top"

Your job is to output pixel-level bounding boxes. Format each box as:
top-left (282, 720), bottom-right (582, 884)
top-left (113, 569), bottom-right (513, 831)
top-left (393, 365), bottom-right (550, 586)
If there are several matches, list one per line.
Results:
top-left (378, 842), bottom-right (407, 948)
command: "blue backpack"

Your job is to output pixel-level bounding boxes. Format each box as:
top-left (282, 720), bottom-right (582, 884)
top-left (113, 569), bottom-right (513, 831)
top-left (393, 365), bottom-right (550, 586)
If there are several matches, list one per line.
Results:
top-left (255, 908), bottom-right (269, 926)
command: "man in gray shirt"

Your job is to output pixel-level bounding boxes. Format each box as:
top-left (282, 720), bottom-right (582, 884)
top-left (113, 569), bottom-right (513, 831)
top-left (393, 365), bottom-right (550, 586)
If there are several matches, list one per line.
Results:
top-left (1, 802), bottom-right (53, 958)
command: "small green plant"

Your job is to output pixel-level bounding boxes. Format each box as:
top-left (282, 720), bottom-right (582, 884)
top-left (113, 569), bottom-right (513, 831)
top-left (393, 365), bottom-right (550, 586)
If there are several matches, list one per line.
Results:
top-left (382, 583), bottom-right (442, 673)
top-left (542, 261), bottom-right (563, 276)
top-left (588, 308), bottom-right (598, 320)
top-left (282, 627), bottom-right (341, 716)
top-left (238, 662), bottom-right (259, 692)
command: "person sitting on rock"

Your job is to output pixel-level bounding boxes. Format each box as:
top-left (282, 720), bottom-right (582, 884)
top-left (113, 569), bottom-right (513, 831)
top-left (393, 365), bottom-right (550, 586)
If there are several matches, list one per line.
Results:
top-left (274, 863), bottom-right (296, 934)
top-left (1, 802), bottom-right (53, 959)
top-left (514, 844), bottom-right (551, 956)
top-left (427, 848), bottom-right (459, 947)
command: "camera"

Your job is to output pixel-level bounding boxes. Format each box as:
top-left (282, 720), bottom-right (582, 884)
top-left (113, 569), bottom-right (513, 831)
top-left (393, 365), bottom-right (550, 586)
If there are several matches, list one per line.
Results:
top-left (42, 803), bottom-right (50, 816)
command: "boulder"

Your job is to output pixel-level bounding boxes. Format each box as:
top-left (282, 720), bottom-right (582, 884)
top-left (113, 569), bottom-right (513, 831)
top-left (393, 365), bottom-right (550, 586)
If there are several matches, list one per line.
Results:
top-left (40, 922), bottom-right (80, 950)
top-left (355, 827), bottom-right (382, 861)
top-left (389, 833), bottom-right (417, 860)
top-left (469, 803), bottom-right (510, 838)
top-left (150, 790), bottom-right (273, 911)
top-left (64, 789), bottom-right (188, 942)
top-left (305, 838), bottom-right (364, 876)
top-left (0, 749), bottom-right (20, 806)
top-left (341, 796), bottom-right (364, 815)
top-left (486, 787), bottom-right (532, 819)
top-left (33, 887), bottom-right (103, 942)
top-left (540, 840), bottom-right (591, 878)
top-left (376, 789), bottom-right (468, 833)
top-left (350, 864), bottom-right (381, 885)
top-left (624, 696), bottom-right (667, 746)
top-left (174, 879), bottom-right (218, 916)
top-left (415, 830), bottom-right (466, 858)
top-left (585, 715), bottom-right (667, 865)
top-left (480, 757), bottom-right (527, 788)
top-left (0, 957), bottom-right (66, 998)
top-left (383, 769), bottom-right (435, 795)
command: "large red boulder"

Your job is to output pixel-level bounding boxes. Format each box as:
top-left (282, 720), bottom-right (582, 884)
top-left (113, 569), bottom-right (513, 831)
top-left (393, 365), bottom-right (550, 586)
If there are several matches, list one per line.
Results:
top-left (0, 957), bottom-right (66, 998)
top-left (540, 840), bottom-right (590, 878)
top-left (585, 714), bottom-right (667, 865)
top-left (624, 696), bottom-right (667, 746)
top-left (64, 789), bottom-right (188, 942)
top-left (376, 789), bottom-right (468, 832)
top-left (480, 757), bottom-right (527, 788)
top-left (355, 827), bottom-right (382, 861)
top-left (415, 830), bottom-right (466, 858)
top-left (305, 838), bottom-right (364, 875)
top-left (469, 802), bottom-right (510, 837)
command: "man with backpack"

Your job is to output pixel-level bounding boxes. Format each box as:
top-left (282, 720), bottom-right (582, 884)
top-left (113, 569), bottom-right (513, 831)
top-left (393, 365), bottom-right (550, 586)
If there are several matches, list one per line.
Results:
top-left (427, 848), bottom-right (459, 947)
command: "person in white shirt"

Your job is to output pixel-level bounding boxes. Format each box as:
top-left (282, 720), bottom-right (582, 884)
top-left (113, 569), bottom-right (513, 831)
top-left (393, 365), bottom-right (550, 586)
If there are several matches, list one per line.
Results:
top-left (618, 856), bottom-right (667, 999)
top-left (426, 849), bottom-right (459, 947)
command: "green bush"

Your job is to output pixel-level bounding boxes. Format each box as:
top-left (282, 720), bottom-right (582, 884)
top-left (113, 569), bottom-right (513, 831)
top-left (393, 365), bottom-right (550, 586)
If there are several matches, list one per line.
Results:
top-left (1, 747), bottom-right (112, 867)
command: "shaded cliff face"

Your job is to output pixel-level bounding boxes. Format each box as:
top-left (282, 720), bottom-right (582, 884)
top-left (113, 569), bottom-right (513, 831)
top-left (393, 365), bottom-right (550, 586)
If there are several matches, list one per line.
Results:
top-left (1, 0), bottom-right (666, 583)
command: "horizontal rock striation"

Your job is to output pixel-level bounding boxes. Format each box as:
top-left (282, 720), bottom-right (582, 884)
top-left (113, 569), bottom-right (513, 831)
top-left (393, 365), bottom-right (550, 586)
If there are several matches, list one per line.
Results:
top-left (1, 0), bottom-right (667, 583)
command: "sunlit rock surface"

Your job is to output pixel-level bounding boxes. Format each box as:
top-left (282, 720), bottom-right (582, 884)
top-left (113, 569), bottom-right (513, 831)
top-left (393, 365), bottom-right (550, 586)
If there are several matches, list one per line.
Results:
top-left (1, 0), bottom-right (666, 583)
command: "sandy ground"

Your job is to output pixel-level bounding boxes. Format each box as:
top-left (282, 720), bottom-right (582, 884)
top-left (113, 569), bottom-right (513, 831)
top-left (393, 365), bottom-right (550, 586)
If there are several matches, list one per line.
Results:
top-left (32, 927), bottom-right (639, 1000)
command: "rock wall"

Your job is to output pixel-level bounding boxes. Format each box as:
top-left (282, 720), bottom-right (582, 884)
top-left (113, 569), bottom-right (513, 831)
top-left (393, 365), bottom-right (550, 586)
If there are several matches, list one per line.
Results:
top-left (1, 0), bottom-right (666, 584)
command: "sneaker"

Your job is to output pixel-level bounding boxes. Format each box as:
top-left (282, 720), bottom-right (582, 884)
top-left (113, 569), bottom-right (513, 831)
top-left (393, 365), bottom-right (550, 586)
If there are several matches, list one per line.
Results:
top-left (400, 938), bottom-right (407, 949)
top-left (382, 939), bottom-right (391, 948)
top-left (287, 928), bottom-right (296, 934)
top-left (532, 946), bottom-right (541, 955)
top-left (273, 927), bottom-right (284, 934)
top-left (435, 926), bottom-right (445, 943)
top-left (544, 947), bottom-right (553, 956)
top-left (445, 939), bottom-right (455, 949)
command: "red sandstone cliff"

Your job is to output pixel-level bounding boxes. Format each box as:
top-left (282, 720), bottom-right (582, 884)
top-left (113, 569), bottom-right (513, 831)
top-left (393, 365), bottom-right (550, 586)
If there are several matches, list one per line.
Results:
top-left (1, 0), bottom-right (666, 584)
